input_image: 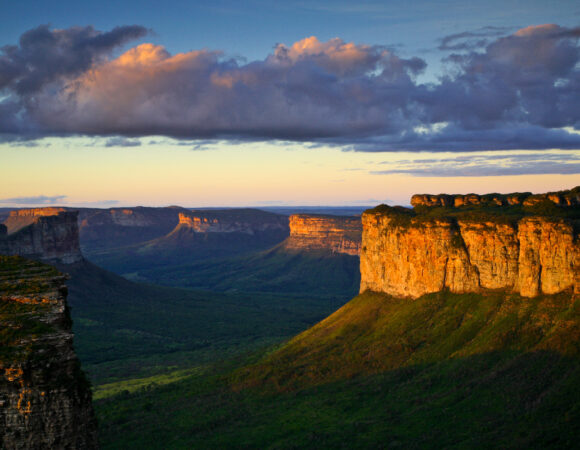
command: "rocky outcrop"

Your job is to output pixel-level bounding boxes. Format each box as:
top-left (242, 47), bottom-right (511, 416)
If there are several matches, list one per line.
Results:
top-left (283, 214), bottom-right (362, 255)
top-left (360, 211), bottom-right (578, 298)
top-left (410, 186), bottom-right (579, 208)
top-left (0, 256), bottom-right (98, 449)
top-left (0, 212), bottom-right (83, 264)
top-left (177, 209), bottom-right (289, 235)
top-left (3, 209), bottom-right (68, 234)
top-left (76, 206), bottom-right (187, 252)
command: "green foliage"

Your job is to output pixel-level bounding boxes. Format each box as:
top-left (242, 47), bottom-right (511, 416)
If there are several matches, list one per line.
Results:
top-left (92, 289), bottom-right (580, 448)
top-left (0, 256), bottom-right (59, 362)
top-left (236, 290), bottom-right (580, 390)
top-left (131, 246), bottom-right (360, 298)
top-left (64, 261), bottom-right (348, 385)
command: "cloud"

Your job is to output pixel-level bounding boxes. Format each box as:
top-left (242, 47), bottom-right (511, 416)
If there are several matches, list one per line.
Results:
top-left (104, 136), bottom-right (141, 147)
top-left (0, 195), bottom-right (67, 204)
top-left (1, 24), bottom-right (580, 152)
top-left (371, 152), bottom-right (580, 177)
top-left (438, 26), bottom-right (511, 51)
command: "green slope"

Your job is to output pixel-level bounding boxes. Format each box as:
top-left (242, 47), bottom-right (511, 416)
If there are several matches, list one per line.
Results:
top-left (58, 260), bottom-right (346, 385)
top-left (134, 245), bottom-right (360, 298)
top-left (95, 289), bottom-right (580, 449)
top-left (237, 290), bottom-right (580, 390)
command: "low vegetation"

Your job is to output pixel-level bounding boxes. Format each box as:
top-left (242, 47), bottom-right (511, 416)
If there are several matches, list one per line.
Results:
top-left (95, 290), bottom-right (580, 449)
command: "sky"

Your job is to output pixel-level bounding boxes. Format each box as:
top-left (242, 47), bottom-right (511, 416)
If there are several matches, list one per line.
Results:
top-left (1, 0), bottom-right (580, 207)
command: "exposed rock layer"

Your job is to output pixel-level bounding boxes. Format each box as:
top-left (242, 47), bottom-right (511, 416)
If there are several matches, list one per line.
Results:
top-left (0, 212), bottom-right (83, 264)
top-left (177, 209), bottom-right (289, 234)
top-left (411, 186), bottom-right (580, 208)
top-left (0, 256), bottom-right (98, 449)
top-left (360, 213), bottom-right (578, 298)
top-left (284, 214), bottom-right (362, 255)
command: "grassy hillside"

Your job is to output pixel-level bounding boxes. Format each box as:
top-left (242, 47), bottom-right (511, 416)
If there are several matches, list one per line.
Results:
top-left (134, 245), bottom-right (360, 298)
top-left (58, 260), bottom-right (346, 385)
top-left (236, 290), bottom-right (580, 389)
top-left (95, 290), bottom-right (580, 448)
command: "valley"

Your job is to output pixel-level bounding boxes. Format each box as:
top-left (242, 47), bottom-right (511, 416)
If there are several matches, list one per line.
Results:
top-left (0, 187), bottom-right (578, 448)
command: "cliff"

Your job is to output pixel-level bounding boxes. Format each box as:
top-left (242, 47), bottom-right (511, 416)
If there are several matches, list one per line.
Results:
top-left (411, 186), bottom-right (580, 208)
top-left (0, 255), bottom-right (97, 449)
top-left (0, 212), bottom-right (83, 264)
top-left (283, 214), bottom-right (362, 256)
top-left (177, 209), bottom-right (289, 234)
top-left (3, 208), bottom-right (68, 234)
top-left (360, 205), bottom-right (579, 299)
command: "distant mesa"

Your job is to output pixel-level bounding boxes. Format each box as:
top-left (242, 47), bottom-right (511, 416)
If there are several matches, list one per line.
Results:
top-left (0, 211), bottom-right (83, 264)
top-left (283, 214), bottom-right (362, 256)
top-left (3, 208), bottom-right (68, 234)
top-left (177, 209), bottom-right (289, 234)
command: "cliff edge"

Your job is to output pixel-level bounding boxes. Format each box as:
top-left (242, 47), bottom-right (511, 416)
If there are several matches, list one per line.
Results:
top-left (0, 212), bottom-right (83, 264)
top-left (0, 256), bottom-right (97, 449)
top-left (283, 214), bottom-right (362, 256)
top-left (361, 189), bottom-right (579, 299)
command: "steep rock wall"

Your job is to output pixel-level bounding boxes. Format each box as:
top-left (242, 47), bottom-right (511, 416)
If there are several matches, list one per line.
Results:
top-left (284, 214), bottom-right (362, 255)
top-left (177, 209), bottom-right (289, 235)
top-left (3, 208), bottom-right (67, 234)
top-left (360, 213), bottom-right (578, 298)
top-left (0, 212), bottom-right (83, 264)
top-left (0, 256), bottom-right (97, 449)
top-left (411, 186), bottom-right (579, 208)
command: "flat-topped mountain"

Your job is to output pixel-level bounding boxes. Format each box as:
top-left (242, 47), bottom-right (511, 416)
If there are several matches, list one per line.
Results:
top-left (0, 256), bottom-right (97, 448)
top-left (177, 209), bottom-right (289, 234)
top-left (140, 208), bottom-right (289, 258)
top-left (0, 211), bottom-right (83, 264)
top-left (360, 210), bottom-right (578, 299)
top-left (283, 214), bottom-right (361, 256)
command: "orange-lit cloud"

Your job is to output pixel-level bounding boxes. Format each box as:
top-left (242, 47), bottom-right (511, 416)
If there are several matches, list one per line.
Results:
top-left (1, 24), bottom-right (580, 153)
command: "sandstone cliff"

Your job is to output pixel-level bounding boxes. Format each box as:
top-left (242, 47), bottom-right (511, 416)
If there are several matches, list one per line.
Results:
top-left (283, 214), bottom-right (362, 256)
top-left (0, 256), bottom-right (97, 449)
top-left (0, 212), bottom-right (83, 264)
top-left (411, 186), bottom-right (580, 208)
top-left (3, 208), bottom-right (68, 234)
top-left (360, 206), bottom-right (579, 299)
top-left (177, 209), bottom-right (289, 235)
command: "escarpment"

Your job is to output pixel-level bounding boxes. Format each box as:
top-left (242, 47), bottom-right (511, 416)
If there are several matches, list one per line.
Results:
top-left (177, 209), bottom-right (289, 234)
top-left (411, 186), bottom-right (580, 208)
top-left (361, 194), bottom-right (579, 299)
top-left (3, 209), bottom-right (68, 234)
top-left (0, 212), bottom-right (83, 264)
top-left (283, 214), bottom-right (362, 255)
top-left (0, 256), bottom-right (97, 449)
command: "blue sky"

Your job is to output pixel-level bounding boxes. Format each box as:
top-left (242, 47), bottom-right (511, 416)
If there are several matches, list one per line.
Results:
top-left (1, 0), bottom-right (579, 207)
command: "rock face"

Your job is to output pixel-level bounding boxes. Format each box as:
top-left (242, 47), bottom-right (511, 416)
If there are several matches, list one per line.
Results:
top-left (2, 208), bottom-right (68, 234)
top-left (283, 214), bottom-right (362, 255)
top-left (76, 206), bottom-right (187, 253)
top-left (411, 186), bottom-right (579, 208)
top-left (0, 256), bottom-right (98, 449)
top-left (0, 212), bottom-right (83, 264)
top-left (177, 209), bottom-right (289, 234)
top-left (360, 212), bottom-right (579, 299)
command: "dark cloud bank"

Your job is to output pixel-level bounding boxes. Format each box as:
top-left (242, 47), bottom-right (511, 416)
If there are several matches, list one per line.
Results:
top-left (1, 23), bottom-right (580, 151)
